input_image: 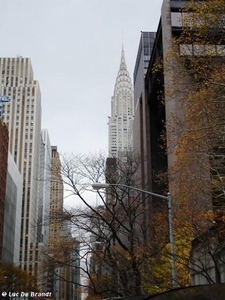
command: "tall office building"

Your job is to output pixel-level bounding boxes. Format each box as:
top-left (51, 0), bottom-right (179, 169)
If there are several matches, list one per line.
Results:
top-left (108, 47), bottom-right (134, 158)
top-left (47, 146), bottom-right (64, 297)
top-left (49, 146), bottom-right (63, 251)
top-left (0, 57), bottom-right (42, 274)
top-left (36, 130), bottom-right (51, 289)
top-left (37, 129), bottom-right (51, 247)
top-left (133, 32), bottom-right (156, 111)
top-left (0, 120), bottom-right (8, 261)
top-left (3, 153), bottom-right (22, 265)
top-left (47, 147), bottom-right (81, 299)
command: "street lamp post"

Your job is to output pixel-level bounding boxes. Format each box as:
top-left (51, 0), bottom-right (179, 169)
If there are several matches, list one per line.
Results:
top-left (92, 182), bottom-right (178, 288)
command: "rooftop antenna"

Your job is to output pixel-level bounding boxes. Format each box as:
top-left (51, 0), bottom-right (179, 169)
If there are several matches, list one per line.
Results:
top-left (122, 28), bottom-right (124, 50)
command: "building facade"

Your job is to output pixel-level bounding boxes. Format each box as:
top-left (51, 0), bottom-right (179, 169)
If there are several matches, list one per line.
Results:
top-left (0, 120), bottom-right (8, 261)
top-left (133, 31), bottom-right (156, 112)
top-left (47, 146), bottom-right (64, 298)
top-left (132, 0), bottom-right (225, 288)
top-left (37, 129), bottom-right (51, 247)
top-left (36, 130), bottom-right (51, 290)
top-left (108, 47), bottom-right (134, 158)
top-left (190, 225), bottom-right (225, 285)
top-left (49, 146), bottom-right (63, 251)
top-left (47, 147), bottom-right (81, 299)
top-left (133, 0), bottom-right (189, 196)
top-left (3, 153), bottom-right (22, 265)
top-left (0, 57), bottom-right (42, 274)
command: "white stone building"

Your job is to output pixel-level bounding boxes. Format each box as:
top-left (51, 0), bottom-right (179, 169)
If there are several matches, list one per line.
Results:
top-left (108, 48), bottom-right (134, 158)
top-left (0, 57), bottom-right (42, 274)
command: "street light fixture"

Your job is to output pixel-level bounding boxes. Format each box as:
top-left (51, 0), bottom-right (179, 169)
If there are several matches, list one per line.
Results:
top-left (92, 182), bottom-right (178, 288)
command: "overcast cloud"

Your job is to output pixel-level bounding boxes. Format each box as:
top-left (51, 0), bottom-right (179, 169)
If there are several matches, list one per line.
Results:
top-left (0, 0), bottom-right (162, 154)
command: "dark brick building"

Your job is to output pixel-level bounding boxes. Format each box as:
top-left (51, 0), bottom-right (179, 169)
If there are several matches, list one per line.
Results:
top-left (0, 120), bottom-right (8, 260)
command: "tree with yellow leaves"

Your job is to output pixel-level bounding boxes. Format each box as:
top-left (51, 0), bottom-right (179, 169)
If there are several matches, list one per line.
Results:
top-left (0, 262), bottom-right (38, 296)
top-left (160, 0), bottom-right (225, 206)
top-left (156, 0), bottom-right (225, 288)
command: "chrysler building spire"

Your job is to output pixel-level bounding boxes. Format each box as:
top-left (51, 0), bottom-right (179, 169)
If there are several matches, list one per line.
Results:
top-left (119, 46), bottom-right (127, 71)
top-left (108, 47), bottom-right (134, 158)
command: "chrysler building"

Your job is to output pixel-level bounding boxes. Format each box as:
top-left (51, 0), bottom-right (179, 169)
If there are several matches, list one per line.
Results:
top-left (108, 47), bottom-right (134, 158)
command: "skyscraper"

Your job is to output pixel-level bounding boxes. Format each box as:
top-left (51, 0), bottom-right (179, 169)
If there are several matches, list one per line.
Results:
top-left (108, 48), bottom-right (134, 158)
top-left (47, 146), bottom-right (64, 297)
top-left (133, 31), bottom-right (156, 111)
top-left (49, 146), bottom-right (63, 252)
top-left (0, 57), bottom-right (42, 274)
top-left (37, 129), bottom-right (51, 247)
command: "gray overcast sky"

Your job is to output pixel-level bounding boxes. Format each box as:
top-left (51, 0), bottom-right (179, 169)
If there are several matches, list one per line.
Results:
top-left (0, 0), bottom-right (163, 155)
